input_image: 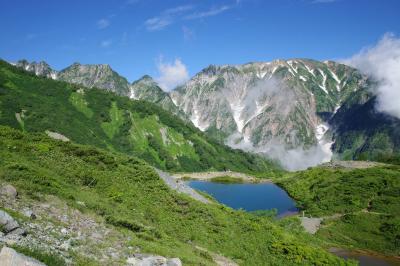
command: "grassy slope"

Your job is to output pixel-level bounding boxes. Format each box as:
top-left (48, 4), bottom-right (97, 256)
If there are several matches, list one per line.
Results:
top-left (0, 126), bottom-right (351, 265)
top-left (0, 60), bottom-right (278, 175)
top-left (277, 166), bottom-right (400, 256)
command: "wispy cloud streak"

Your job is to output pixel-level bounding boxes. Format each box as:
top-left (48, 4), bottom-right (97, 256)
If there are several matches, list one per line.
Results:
top-left (144, 2), bottom-right (238, 31)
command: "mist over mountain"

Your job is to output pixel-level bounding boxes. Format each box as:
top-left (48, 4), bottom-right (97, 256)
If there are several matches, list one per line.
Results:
top-left (15, 55), bottom-right (400, 170)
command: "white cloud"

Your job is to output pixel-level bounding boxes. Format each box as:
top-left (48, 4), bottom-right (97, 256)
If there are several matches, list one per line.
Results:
top-left (145, 17), bottom-right (172, 31)
top-left (343, 33), bottom-right (400, 119)
top-left (100, 40), bottom-right (112, 48)
top-left (144, 5), bottom-right (193, 31)
top-left (184, 5), bottom-right (232, 20)
top-left (156, 58), bottom-right (189, 91)
top-left (164, 5), bottom-right (194, 15)
top-left (97, 19), bottom-right (110, 29)
top-left (144, 3), bottom-right (237, 31)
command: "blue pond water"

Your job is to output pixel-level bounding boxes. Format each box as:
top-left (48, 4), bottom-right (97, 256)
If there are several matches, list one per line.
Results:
top-left (187, 181), bottom-right (298, 216)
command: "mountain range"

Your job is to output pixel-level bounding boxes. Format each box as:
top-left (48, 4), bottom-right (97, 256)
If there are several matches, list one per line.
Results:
top-left (1, 58), bottom-right (399, 265)
top-left (14, 58), bottom-right (400, 170)
top-left (0, 60), bottom-right (275, 174)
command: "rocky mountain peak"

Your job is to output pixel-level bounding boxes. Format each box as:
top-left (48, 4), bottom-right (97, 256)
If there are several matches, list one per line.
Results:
top-left (16, 59), bottom-right (57, 79)
top-left (58, 62), bottom-right (129, 95)
top-left (170, 59), bottom-right (369, 169)
top-left (135, 75), bottom-right (156, 85)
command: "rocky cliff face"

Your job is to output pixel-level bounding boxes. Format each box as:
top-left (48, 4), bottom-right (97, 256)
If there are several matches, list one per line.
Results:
top-left (58, 62), bottom-right (130, 95)
top-left (16, 60), bottom-right (57, 79)
top-left (170, 59), bottom-right (369, 169)
top-left (129, 75), bottom-right (186, 118)
top-left (16, 61), bottom-right (183, 118)
top-left (19, 58), bottom-right (394, 170)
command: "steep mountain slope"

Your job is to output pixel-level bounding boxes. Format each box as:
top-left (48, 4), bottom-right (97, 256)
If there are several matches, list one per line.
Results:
top-left (172, 59), bottom-right (366, 146)
top-left (57, 62), bottom-right (131, 95)
top-left (170, 59), bottom-right (370, 169)
top-left (16, 60), bottom-right (57, 79)
top-left (15, 60), bottom-right (181, 118)
top-left (16, 58), bottom-right (400, 169)
top-left (129, 75), bottom-right (186, 118)
top-left (0, 60), bottom-right (276, 174)
top-left (0, 126), bottom-right (353, 265)
top-left (330, 89), bottom-right (400, 162)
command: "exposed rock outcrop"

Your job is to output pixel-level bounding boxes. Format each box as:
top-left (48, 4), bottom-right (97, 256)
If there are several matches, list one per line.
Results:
top-left (126, 254), bottom-right (182, 266)
top-left (0, 185), bottom-right (17, 200)
top-left (0, 246), bottom-right (46, 266)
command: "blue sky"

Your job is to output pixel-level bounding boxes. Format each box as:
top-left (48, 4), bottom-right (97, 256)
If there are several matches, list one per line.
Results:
top-left (1, 0), bottom-right (399, 85)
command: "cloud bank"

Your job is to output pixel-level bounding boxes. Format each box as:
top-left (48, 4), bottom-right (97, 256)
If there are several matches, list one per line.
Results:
top-left (156, 58), bottom-right (189, 91)
top-left (343, 33), bottom-right (400, 119)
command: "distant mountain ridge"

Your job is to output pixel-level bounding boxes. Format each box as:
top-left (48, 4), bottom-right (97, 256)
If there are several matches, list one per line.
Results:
top-left (1, 60), bottom-right (276, 174)
top-left (14, 58), bottom-right (400, 168)
top-left (170, 59), bottom-right (372, 169)
top-left (15, 60), bottom-right (182, 118)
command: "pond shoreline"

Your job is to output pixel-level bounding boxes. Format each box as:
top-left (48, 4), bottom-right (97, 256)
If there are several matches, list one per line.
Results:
top-left (329, 247), bottom-right (400, 266)
top-left (172, 171), bottom-right (272, 183)
top-left (186, 180), bottom-right (298, 215)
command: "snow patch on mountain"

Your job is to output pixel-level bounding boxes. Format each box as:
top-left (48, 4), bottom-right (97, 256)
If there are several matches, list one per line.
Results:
top-left (299, 75), bottom-right (307, 82)
top-left (318, 69), bottom-right (328, 94)
top-left (315, 124), bottom-right (329, 141)
top-left (329, 69), bottom-right (341, 84)
top-left (287, 60), bottom-right (298, 74)
top-left (190, 107), bottom-right (208, 131)
top-left (305, 65), bottom-right (316, 77)
top-left (129, 86), bottom-right (139, 100)
top-left (230, 102), bottom-right (245, 133)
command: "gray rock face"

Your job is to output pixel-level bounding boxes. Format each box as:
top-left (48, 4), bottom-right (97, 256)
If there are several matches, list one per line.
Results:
top-left (171, 60), bottom-right (366, 146)
top-left (170, 59), bottom-right (369, 169)
top-left (166, 258), bottom-right (182, 266)
top-left (129, 76), bottom-right (187, 120)
top-left (15, 61), bottom-right (187, 120)
top-left (0, 210), bottom-right (20, 233)
top-left (21, 209), bottom-right (36, 220)
top-left (0, 246), bottom-right (46, 266)
top-left (0, 185), bottom-right (17, 200)
top-left (126, 254), bottom-right (182, 266)
top-left (16, 60), bottom-right (57, 80)
top-left (58, 63), bottom-right (130, 96)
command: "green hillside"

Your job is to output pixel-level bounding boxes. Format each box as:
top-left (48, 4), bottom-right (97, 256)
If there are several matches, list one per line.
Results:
top-left (278, 165), bottom-right (400, 256)
top-left (0, 60), bottom-right (277, 174)
top-left (0, 126), bottom-right (352, 265)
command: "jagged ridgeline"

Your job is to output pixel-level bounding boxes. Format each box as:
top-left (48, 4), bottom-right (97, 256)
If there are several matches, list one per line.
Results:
top-left (15, 59), bottom-right (183, 118)
top-left (0, 60), bottom-right (277, 174)
top-left (171, 59), bottom-right (400, 165)
top-left (12, 58), bottom-right (400, 166)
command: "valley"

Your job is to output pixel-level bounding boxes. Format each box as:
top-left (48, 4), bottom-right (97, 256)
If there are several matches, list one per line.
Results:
top-left (0, 59), bottom-right (399, 265)
top-left (16, 58), bottom-right (400, 170)
top-left (1, 1), bottom-right (399, 265)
